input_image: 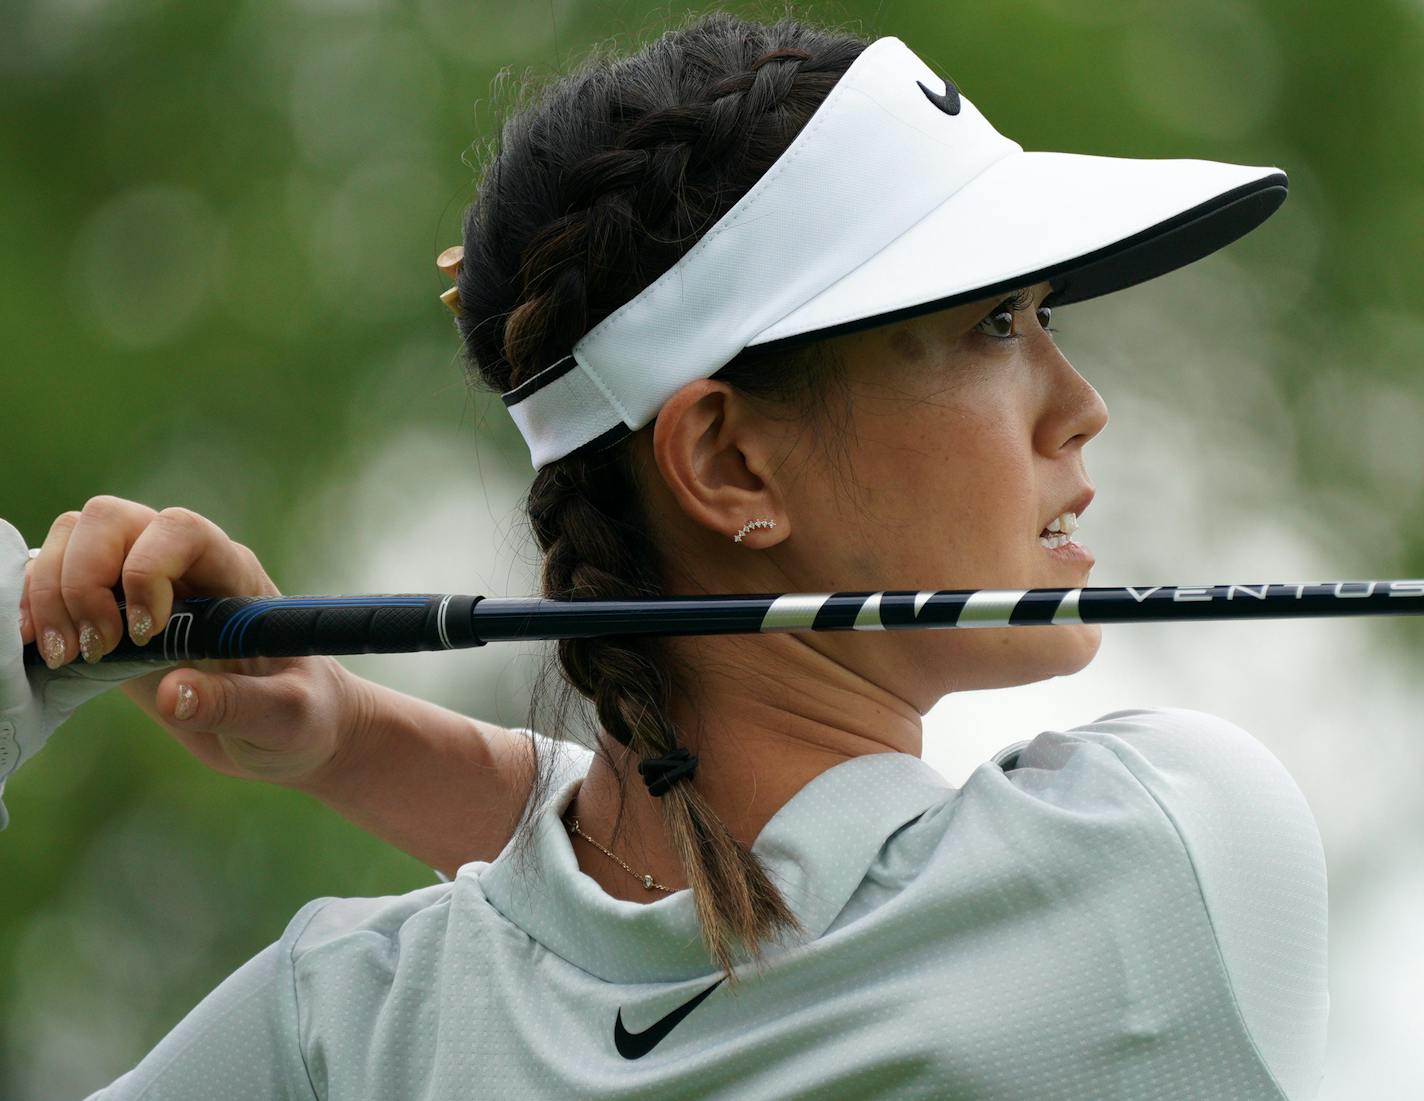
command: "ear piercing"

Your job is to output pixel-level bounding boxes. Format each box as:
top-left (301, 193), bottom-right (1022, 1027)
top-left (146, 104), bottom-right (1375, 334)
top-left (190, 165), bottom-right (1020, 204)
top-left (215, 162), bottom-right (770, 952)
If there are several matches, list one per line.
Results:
top-left (733, 518), bottom-right (776, 543)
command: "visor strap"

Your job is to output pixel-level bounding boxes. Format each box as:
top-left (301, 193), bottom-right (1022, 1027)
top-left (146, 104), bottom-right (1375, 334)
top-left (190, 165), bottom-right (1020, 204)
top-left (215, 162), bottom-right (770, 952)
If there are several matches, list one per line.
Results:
top-left (504, 354), bottom-right (628, 467)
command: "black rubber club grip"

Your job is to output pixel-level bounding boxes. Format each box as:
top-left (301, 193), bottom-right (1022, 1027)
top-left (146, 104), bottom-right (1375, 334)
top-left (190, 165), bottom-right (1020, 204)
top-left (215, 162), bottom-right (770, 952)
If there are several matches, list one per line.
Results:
top-left (21, 594), bottom-right (485, 666)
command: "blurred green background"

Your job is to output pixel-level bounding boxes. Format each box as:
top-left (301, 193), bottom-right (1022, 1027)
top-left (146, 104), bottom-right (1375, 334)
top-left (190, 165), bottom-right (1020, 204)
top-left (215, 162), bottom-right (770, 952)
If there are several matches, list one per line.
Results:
top-left (3, 0), bottom-right (1423, 1096)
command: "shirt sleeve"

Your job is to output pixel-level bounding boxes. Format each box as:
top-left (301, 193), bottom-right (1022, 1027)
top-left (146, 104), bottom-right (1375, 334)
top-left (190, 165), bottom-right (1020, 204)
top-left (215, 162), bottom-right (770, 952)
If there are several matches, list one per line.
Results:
top-left (1040, 706), bottom-right (1330, 1100)
top-left (81, 898), bottom-right (331, 1101)
top-left (430, 727), bottom-right (595, 883)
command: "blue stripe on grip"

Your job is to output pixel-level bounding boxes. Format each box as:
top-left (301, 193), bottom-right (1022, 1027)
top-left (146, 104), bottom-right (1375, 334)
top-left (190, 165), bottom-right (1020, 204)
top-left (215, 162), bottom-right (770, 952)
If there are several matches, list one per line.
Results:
top-left (219, 597), bottom-right (429, 657)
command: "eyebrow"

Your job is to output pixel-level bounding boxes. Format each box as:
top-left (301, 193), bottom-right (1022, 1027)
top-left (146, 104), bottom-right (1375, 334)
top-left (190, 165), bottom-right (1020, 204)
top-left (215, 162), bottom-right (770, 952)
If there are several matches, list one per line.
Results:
top-left (1002, 282), bottom-right (1058, 307)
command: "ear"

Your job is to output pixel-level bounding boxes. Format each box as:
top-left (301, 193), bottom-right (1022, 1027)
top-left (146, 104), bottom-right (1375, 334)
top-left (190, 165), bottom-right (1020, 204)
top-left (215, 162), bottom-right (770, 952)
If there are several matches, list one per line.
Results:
top-left (647, 378), bottom-right (788, 546)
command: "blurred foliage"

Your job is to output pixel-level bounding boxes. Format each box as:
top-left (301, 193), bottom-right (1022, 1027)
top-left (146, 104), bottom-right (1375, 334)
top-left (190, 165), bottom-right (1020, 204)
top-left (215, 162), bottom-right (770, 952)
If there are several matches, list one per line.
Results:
top-left (2, 0), bottom-right (1423, 1095)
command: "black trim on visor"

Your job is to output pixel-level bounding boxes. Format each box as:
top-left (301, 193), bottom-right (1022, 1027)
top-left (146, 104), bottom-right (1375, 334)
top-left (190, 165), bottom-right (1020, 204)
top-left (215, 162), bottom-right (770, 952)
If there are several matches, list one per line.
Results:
top-left (748, 170), bottom-right (1289, 355)
top-left (562, 421), bottom-right (633, 465)
top-left (503, 353), bottom-right (579, 408)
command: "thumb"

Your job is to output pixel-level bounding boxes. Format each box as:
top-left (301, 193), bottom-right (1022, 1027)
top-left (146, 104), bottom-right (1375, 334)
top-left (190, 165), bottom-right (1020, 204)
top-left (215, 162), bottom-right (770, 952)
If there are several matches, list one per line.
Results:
top-left (159, 661), bottom-right (301, 730)
top-left (161, 669), bottom-right (229, 726)
top-left (156, 664), bottom-right (335, 785)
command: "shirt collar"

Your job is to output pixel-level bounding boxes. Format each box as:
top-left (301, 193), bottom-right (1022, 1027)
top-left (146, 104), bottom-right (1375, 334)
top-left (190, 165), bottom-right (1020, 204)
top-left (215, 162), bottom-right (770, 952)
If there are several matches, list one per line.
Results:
top-left (477, 751), bottom-right (955, 985)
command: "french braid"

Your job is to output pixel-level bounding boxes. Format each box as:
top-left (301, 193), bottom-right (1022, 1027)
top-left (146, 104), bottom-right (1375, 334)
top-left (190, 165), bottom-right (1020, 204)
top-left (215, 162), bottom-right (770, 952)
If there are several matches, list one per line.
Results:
top-left (456, 11), bottom-right (868, 985)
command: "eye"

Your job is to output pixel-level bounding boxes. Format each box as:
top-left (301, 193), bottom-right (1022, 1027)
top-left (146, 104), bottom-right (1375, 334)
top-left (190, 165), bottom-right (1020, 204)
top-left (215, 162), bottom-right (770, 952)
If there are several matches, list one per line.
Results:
top-left (973, 289), bottom-right (1060, 340)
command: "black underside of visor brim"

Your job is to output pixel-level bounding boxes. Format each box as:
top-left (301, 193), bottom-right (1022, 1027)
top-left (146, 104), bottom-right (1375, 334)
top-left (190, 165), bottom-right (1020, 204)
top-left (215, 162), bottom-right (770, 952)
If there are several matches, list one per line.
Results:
top-left (746, 170), bottom-right (1289, 355)
top-left (505, 169), bottom-right (1287, 453)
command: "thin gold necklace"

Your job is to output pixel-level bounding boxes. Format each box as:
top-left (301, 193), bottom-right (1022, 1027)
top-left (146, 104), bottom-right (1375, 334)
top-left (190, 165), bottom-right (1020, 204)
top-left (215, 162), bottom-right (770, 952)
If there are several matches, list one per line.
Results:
top-left (566, 816), bottom-right (675, 894)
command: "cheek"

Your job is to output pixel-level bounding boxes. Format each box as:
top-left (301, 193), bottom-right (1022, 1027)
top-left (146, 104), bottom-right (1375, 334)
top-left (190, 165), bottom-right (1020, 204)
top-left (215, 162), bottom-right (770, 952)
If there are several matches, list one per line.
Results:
top-left (838, 389), bottom-right (1035, 580)
top-left (896, 437), bottom-right (1034, 569)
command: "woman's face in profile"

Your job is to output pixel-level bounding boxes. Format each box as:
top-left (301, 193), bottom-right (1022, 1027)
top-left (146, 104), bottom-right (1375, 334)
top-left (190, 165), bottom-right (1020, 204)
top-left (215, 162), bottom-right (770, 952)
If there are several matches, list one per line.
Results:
top-left (780, 280), bottom-right (1112, 711)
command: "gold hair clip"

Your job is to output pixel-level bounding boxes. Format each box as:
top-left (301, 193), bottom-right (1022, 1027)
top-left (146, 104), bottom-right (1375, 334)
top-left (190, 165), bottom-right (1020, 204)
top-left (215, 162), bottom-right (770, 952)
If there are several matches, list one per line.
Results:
top-left (437, 244), bottom-right (464, 317)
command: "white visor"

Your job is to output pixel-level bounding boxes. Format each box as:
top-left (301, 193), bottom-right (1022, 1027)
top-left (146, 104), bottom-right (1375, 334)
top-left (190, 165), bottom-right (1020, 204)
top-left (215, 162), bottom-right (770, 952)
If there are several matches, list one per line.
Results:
top-left (502, 35), bottom-right (1288, 471)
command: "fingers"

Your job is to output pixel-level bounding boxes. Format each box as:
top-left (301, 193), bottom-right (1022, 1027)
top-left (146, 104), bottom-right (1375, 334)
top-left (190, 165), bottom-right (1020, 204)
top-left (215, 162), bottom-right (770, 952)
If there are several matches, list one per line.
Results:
top-left (57, 496), bottom-right (159, 663)
top-left (20, 553), bottom-right (36, 644)
top-left (25, 510), bottom-right (84, 668)
top-left (121, 508), bottom-right (280, 648)
top-left (28, 498), bottom-right (159, 665)
top-left (25, 497), bottom-right (281, 670)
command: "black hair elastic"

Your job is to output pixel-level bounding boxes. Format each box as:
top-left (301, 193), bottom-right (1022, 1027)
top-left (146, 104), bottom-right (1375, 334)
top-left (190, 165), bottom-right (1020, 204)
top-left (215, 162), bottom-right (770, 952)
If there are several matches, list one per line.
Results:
top-left (638, 746), bottom-right (699, 797)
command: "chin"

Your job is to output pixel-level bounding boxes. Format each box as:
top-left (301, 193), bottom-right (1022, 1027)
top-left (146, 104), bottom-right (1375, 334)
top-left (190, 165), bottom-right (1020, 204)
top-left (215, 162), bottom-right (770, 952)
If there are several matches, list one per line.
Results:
top-left (967, 622), bottom-right (1103, 692)
top-left (1051, 622), bottom-right (1103, 676)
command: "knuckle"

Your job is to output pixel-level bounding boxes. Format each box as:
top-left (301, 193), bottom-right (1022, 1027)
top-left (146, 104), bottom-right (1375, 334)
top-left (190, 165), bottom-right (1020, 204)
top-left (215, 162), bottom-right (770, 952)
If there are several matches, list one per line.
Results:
top-left (120, 557), bottom-right (159, 588)
top-left (284, 671), bottom-right (314, 724)
top-left (81, 494), bottom-right (125, 520)
top-left (233, 540), bottom-right (264, 573)
top-left (232, 541), bottom-right (277, 592)
top-left (58, 578), bottom-right (90, 604)
top-left (159, 506), bottom-right (222, 541)
top-left (208, 678), bottom-right (235, 727)
top-left (27, 577), bottom-right (61, 605)
top-left (121, 558), bottom-right (158, 583)
top-left (59, 575), bottom-right (91, 601)
top-left (157, 505), bottom-right (201, 528)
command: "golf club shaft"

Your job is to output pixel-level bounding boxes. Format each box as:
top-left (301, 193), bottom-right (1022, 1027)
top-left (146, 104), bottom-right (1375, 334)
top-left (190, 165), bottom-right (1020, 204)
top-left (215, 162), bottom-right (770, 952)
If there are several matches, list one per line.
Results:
top-left (20, 580), bottom-right (1424, 667)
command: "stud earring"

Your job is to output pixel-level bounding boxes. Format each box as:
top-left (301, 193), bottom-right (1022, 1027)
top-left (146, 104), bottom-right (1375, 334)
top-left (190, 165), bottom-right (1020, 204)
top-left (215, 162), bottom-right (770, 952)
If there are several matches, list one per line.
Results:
top-left (733, 518), bottom-right (776, 543)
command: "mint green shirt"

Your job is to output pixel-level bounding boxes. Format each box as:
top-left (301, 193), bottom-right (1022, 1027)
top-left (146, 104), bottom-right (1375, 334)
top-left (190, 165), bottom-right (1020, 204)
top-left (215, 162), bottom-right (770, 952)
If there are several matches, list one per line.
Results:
top-left (84, 706), bottom-right (1329, 1099)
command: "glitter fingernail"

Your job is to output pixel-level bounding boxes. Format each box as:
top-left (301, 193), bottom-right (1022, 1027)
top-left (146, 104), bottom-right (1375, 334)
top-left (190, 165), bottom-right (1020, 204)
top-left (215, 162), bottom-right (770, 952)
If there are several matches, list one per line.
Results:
top-left (174, 683), bottom-right (198, 721)
top-left (79, 622), bottom-right (103, 664)
top-left (41, 628), bottom-right (66, 669)
top-left (128, 606), bottom-right (153, 646)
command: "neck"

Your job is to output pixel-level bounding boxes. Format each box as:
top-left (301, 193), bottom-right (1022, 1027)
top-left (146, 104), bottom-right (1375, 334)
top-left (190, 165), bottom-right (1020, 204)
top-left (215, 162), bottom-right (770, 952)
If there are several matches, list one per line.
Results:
top-left (563, 632), bottom-right (923, 903)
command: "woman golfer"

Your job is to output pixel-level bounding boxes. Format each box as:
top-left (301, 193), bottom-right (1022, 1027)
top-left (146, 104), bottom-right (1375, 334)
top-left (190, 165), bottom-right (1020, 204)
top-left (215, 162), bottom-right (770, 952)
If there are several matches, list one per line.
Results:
top-left (5, 11), bottom-right (1327, 1099)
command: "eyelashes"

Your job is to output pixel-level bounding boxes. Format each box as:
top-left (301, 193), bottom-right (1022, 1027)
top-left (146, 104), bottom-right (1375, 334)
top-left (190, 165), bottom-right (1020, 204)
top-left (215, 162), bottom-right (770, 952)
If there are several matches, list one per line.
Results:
top-left (975, 288), bottom-right (1059, 339)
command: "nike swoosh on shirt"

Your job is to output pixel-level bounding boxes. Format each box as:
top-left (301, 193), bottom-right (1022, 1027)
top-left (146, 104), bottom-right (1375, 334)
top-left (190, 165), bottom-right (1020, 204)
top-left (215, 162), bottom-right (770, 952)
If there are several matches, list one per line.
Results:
top-left (613, 977), bottom-right (726, 1059)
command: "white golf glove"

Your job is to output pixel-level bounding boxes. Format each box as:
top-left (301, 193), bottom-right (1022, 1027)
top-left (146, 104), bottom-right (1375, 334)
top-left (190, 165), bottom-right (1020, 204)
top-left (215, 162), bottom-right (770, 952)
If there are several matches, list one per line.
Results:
top-left (0, 517), bottom-right (174, 830)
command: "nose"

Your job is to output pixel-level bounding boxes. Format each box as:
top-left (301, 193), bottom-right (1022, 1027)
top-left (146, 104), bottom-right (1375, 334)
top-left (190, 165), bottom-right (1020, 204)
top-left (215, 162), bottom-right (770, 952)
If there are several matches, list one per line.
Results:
top-left (1034, 339), bottom-right (1109, 453)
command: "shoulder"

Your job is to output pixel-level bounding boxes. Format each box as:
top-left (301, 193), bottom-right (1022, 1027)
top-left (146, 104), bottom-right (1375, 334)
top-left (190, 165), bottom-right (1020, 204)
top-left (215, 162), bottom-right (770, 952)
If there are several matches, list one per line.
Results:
top-left (997, 705), bottom-right (1287, 777)
top-left (1007, 705), bottom-right (1329, 915)
top-left (1000, 707), bottom-right (1329, 1097)
top-left (287, 880), bottom-right (456, 961)
top-left (284, 881), bottom-right (458, 1017)
top-left (279, 883), bottom-right (460, 1095)
top-left (991, 706), bottom-right (1320, 841)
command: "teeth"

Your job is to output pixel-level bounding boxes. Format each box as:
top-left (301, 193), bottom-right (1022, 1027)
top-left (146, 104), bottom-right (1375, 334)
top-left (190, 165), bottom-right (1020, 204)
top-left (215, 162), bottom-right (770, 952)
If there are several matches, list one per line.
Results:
top-left (1039, 511), bottom-right (1081, 549)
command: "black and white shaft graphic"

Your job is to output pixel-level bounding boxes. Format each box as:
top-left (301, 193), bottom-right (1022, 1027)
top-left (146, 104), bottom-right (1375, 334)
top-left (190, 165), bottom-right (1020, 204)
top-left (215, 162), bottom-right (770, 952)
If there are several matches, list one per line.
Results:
top-left (21, 580), bottom-right (1424, 667)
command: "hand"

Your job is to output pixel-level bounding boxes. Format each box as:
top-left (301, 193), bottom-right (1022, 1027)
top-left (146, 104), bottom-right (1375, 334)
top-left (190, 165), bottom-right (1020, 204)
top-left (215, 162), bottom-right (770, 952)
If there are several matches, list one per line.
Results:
top-left (0, 517), bottom-right (159, 828)
top-left (16, 497), bottom-right (374, 789)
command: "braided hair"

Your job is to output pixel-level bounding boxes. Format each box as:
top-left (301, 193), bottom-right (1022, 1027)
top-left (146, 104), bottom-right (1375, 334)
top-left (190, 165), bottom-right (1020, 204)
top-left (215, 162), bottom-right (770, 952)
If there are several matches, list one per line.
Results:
top-left (455, 11), bottom-right (868, 986)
